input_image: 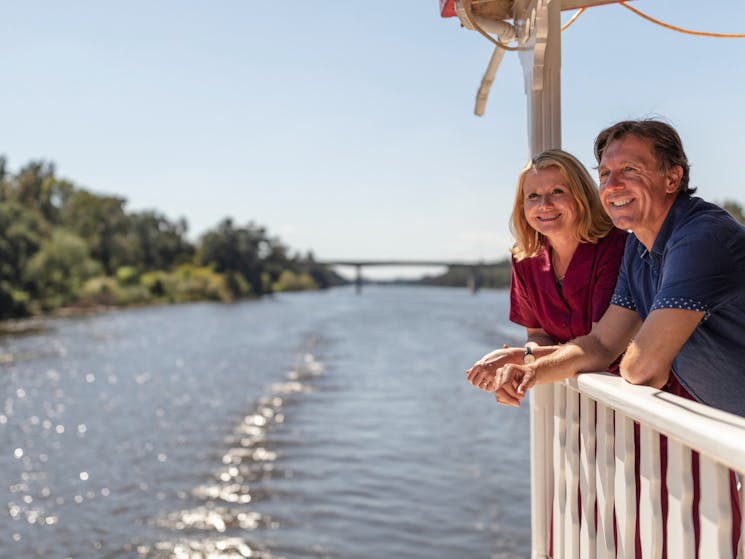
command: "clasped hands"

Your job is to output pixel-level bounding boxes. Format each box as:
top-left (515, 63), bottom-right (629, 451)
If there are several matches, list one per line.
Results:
top-left (465, 345), bottom-right (537, 406)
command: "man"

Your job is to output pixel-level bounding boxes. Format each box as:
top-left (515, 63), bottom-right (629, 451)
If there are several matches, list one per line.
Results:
top-left (491, 119), bottom-right (745, 417)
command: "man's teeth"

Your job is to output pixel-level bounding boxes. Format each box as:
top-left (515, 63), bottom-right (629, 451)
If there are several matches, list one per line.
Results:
top-left (612, 199), bottom-right (632, 207)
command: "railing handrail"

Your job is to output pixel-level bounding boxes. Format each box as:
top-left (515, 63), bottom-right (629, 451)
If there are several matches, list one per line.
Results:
top-left (570, 373), bottom-right (745, 473)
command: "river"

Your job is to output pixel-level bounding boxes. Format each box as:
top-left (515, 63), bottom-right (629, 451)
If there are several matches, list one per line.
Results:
top-left (0, 286), bottom-right (531, 558)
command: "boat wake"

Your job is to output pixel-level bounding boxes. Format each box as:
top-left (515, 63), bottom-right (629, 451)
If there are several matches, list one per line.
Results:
top-left (137, 335), bottom-right (327, 559)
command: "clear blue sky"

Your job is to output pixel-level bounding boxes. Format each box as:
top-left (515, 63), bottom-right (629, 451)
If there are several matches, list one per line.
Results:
top-left (2, 1), bottom-right (744, 277)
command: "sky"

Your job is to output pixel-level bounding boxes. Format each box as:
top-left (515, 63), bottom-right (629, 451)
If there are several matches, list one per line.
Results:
top-left (2, 1), bottom-right (745, 279)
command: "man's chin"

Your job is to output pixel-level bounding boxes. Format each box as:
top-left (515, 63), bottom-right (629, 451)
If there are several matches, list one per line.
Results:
top-left (609, 215), bottom-right (635, 230)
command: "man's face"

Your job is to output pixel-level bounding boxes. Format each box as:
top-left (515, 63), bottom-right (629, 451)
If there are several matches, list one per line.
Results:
top-left (597, 134), bottom-right (679, 239)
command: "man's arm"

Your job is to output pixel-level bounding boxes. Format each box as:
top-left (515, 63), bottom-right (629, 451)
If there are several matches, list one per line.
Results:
top-left (620, 308), bottom-right (704, 388)
top-left (494, 305), bottom-right (642, 406)
top-left (465, 328), bottom-right (559, 392)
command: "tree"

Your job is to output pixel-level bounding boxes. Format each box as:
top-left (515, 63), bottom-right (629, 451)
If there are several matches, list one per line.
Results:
top-left (198, 219), bottom-right (269, 295)
top-left (0, 201), bottom-right (48, 286)
top-left (127, 210), bottom-right (194, 271)
top-left (3, 160), bottom-right (74, 224)
top-left (721, 200), bottom-right (745, 225)
top-left (60, 189), bottom-right (132, 274)
top-left (24, 229), bottom-right (100, 308)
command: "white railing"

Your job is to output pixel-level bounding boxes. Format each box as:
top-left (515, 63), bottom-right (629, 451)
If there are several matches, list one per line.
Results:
top-left (530, 374), bottom-right (745, 559)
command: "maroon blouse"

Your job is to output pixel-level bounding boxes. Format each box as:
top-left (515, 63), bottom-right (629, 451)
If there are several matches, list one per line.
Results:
top-left (509, 227), bottom-right (628, 344)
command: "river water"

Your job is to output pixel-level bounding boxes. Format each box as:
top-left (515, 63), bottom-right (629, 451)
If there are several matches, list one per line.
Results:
top-left (0, 286), bottom-right (531, 559)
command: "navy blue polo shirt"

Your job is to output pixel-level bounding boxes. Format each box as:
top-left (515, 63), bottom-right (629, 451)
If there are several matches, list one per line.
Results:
top-left (611, 195), bottom-right (745, 417)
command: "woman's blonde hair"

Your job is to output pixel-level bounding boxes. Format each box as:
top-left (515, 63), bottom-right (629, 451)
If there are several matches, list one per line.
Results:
top-left (510, 149), bottom-right (613, 261)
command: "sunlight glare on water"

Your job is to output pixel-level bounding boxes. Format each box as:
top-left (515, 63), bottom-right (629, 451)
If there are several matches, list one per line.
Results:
top-left (0, 287), bottom-right (529, 558)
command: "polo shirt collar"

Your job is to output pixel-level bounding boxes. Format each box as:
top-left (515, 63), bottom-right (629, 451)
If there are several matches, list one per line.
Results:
top-left (635, 194), bottom-right (692, 262)
top-left (650, 194), bottom-right (692, 258)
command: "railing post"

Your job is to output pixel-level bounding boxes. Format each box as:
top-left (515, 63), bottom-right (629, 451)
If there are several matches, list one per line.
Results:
top-left (639, 424), bottom-right (663, 558)
top-left (531, 383), bottom-right (555, 558)
top-left (580, 394), bottom-right (597, 558)
top-left (553, 383), bottom-right (568, 558)
top-left (665, 438), bottom-right (695, 559)
top-left (699, 455), bottom-right (734, 558)
top-left (566, 389), bottom-right (581, 558)
top-left (614, 414), bottom-right (636, 559)
top-left (595, 402), bottom-right (616, 558)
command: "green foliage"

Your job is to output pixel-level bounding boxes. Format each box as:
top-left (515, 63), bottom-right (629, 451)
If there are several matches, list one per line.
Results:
top-left (223, 271), bottom-right (252, 298)
top-left (0, 281), bottom-right (30, 319)
top-left (0, 154), bottom-right (344, 319)
top-left (116, 266), bottom-right (140, 286)
top-left (721, 200), bottom-right (745, 224)
top-left (171, 265), bottom-right (233, 302)
top-left (78, 276), bottom-right (151, 307)
top-left (126, 210), bottom-right (194, 270)
top-left (2, 160), bottom-right (74, 224)
top-left (60, 189), bottom-right (132, 274)
top-left (24, 229), bottom-right (101, 309)
top-left (272, 270), bottom-right (318, 292)
top-left (0, 201), bottom-right (48, 286)
top-left (198, 218), bottom-right (267, 294)
top-left (141, 266), bottom-right (234, 303)
top-left (140, 271), bottom-right (174, 299)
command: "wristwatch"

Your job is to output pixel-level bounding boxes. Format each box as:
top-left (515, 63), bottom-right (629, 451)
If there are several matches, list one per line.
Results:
top-left (523, 346), bottom-right (536, 363)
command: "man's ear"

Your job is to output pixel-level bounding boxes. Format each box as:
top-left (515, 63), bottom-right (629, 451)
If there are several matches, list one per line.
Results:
top-left (665, 165), bottom-right (684, 194)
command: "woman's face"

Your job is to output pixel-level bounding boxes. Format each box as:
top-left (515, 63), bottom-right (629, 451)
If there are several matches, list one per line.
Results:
top-left (522, 166), bottom-right (579, 242)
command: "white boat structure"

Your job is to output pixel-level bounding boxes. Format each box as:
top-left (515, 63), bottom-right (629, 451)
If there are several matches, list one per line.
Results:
top-left (439, 1), bottom-right (745, 557)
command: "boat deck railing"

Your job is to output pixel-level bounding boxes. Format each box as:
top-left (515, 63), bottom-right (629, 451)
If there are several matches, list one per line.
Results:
top-left (529, 374), bottom-right (745, 559)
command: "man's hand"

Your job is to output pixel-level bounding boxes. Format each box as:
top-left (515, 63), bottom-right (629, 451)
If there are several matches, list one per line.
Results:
top-left (465, 345), bottom-right (523, 392)
top-left (493, 362), bottom-right (538, 406)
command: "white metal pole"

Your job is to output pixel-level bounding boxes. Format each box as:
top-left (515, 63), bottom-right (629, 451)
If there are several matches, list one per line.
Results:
top-left (521, 1), bottom-right (561, 557)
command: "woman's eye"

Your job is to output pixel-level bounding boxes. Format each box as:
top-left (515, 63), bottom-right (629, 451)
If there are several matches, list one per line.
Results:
top-left (552, 188), bottom-right (565, 195)
top-left (526, 193), bottom-right (538, 200)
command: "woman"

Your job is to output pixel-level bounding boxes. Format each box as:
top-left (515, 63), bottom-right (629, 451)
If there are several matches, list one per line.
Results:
top-left (466, 149), bottom-right (626, 395)
top-left (464, 149), bottom-right (625, 556)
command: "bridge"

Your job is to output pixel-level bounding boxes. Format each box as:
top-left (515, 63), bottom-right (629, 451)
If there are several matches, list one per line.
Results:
top-left (320, 259), bottom-right (507, 293)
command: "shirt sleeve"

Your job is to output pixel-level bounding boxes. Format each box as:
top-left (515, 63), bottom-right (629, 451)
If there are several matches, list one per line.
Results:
top-left (509, 259), bottom-right (541, 328)
top-left (590, 229), bottom-right (626, 323)
top-left (652, 230), bottom-right (735, 316)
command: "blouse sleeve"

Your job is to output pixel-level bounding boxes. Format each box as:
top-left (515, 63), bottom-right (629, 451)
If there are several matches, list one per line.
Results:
top-left (509, 258), bottom-right (541, 328)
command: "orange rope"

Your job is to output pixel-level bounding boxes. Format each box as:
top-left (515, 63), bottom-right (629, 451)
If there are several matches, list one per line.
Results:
top-left (620, 1), bottom-right (745, 38)
top-left (561, 8), bottom-right (586, 32)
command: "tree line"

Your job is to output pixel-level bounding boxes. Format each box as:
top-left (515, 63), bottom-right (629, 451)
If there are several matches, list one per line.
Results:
top-left (0, 156), bottom-right (345, 320)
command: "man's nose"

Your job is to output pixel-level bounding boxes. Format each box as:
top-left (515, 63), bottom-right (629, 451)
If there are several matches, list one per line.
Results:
top-left (600, 170), bottom-right (622, 191)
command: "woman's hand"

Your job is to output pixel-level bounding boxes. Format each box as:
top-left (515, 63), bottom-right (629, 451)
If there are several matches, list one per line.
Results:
top-left (465, 345), bottom-right (523, 392)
